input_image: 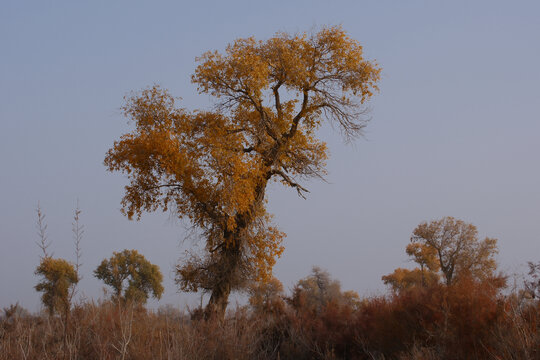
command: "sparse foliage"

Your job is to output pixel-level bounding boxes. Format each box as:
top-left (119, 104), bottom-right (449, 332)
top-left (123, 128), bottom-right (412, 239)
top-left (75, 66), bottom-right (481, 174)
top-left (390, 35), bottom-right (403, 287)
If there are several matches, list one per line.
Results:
top-left (2, 303), bottom-right (29, 323)
top-left (94, 249), bottom-right (164, 304)
top-left (525, 261), bottom-right (540, 299)
top-left (291, 266), bottom-right (361, 311)
top-left (104, 26), bottom-right (380, 317)
top-left (248, 276), bottom-right (284, 313)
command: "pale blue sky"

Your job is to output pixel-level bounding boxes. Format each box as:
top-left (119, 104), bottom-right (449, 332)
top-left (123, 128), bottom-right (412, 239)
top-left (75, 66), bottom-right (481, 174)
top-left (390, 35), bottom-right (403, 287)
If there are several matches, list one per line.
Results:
top-left (1, 0), bottom-right (539, 310)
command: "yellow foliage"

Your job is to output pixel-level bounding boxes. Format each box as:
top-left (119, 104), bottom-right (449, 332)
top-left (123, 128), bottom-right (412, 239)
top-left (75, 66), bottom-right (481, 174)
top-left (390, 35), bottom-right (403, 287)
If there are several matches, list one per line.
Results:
top-left (248, 276), bottom-right (284, 312)
top-left (35, 257), bottom-right (78, 315)
top-left (382, 267), bottom-right (439, 293)
top-left (383, 217), bottom-right (500, 293)
top-left (411, 216), bottom-right (498, 285)
top-left (105, 27), bottom-right (380, 307)
top-left (405, 242), bottom-right (440, 273)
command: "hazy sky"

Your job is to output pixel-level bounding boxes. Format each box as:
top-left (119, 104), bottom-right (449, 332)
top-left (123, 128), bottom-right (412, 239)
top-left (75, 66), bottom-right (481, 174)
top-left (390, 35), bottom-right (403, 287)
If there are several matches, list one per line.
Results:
top-left (1, 0), bottom-right (539, 311)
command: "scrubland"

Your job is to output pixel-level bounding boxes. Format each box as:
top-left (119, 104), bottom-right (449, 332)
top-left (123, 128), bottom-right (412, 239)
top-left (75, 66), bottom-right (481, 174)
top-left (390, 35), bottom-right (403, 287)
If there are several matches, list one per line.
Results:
top-left (2, 273), bottom-right (538, 360)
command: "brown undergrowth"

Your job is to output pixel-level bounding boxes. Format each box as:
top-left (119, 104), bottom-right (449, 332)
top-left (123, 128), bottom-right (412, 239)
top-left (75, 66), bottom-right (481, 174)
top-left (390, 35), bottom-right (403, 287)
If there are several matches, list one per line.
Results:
top-left (1, 283), bottom-right (539, 360)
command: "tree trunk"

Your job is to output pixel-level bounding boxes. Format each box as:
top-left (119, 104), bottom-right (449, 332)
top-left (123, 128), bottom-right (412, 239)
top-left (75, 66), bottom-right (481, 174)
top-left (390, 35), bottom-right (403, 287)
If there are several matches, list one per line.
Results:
top-left (204, 243), bottom-right (241, 320)
top-left (204, 178), bottom-right (270, 320)
top-left (205, 279), bottom-right (232, 320)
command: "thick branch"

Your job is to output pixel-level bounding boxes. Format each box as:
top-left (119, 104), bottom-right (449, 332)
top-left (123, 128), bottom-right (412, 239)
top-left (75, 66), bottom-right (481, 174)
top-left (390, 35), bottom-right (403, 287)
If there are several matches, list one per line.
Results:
top-left (142, 183), bottom-right (182, 191)
top-left (209, 242), bottom-right (225, 253)
top-left (225, 127), bottom-right (247, 134)
top-left (272, 81), bottom-right (283, 121)
top-left (283, 89), bottom-right (309, 141)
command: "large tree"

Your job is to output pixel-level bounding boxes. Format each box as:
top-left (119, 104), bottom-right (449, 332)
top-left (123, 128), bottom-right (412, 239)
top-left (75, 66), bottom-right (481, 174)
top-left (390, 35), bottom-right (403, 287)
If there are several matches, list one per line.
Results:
top-left (104, 26), bottom-right (380, 317)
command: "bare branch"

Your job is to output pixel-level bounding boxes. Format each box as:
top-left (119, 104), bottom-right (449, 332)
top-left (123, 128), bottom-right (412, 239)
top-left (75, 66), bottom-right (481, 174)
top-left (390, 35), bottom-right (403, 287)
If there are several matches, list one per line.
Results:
top-left (268, 169), bottom-right (309, 199)
top-left (72, 200), bottom-right (84, 280)
top-left (142, 183), bottom-right (183, 192)
top-left (225, 127), bottom-right (247, 134)
top-left (68, 200), bottom-right (84, 305)
top-left (36, 202), bottom-right (51, 259)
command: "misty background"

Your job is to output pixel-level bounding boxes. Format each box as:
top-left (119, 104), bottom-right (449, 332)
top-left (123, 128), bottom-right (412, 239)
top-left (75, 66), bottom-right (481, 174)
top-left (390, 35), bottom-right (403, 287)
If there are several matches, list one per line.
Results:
top-left (1, 0), bottom-right (539, 311)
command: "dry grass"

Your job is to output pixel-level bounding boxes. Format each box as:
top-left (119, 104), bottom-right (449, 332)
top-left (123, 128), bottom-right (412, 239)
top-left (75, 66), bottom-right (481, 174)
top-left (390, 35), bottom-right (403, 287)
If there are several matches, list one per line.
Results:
top-left (1, 291), bottom-right (539, 360)
top-left (0, 301), bottom-right (263, 360)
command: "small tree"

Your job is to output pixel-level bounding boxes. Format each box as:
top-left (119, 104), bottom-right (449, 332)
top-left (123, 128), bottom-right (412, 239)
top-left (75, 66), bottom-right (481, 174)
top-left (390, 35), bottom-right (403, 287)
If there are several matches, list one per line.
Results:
top-left (94, 249), bottom-right (164, 304)
top-left (247, 276), bottom-right (284, 313)
top-left (35, 257), bottom-right (78, 316)
top-left (34, 204), bottom-right (81, 317)
top-left (291, 266), bottom-right (360, 311)
top-left (33, 202), bottom-right (83, 352)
